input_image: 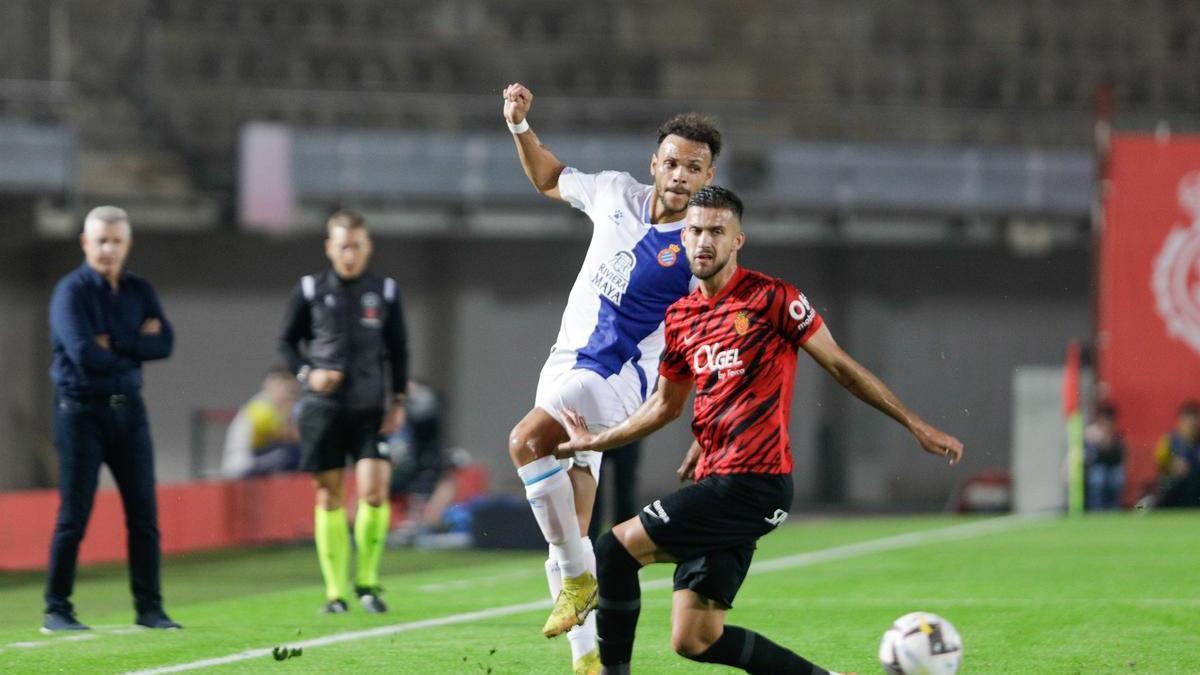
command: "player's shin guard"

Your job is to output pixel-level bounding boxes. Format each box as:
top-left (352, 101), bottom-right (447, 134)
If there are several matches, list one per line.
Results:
top-left (314, 506), bottom-right (350, 601)
top-left (595, 531), bottom-right (641, 668)
top-left (689, 625), bottom-right (829, 675)
top-left (353, 499), bottom-right (390, 589)
top-left (519, 456), bottom-right (585, 578)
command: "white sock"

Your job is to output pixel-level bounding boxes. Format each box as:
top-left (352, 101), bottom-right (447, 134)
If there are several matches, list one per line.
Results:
top-left (566, 536), bottom-right (598, 660)
top-left (520, 456), bottom-right (585, 578)
top-left (545, 557), bottom-right (563, 600)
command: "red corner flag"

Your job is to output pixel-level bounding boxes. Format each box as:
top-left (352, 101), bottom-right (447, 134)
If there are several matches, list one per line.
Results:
top-left (1063, 340), bottom-right (1084, 515)
top-left (1062, 341), bottom-right (1081, 416)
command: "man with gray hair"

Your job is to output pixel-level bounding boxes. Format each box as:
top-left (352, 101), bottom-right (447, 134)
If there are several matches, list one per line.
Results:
top-left (43, 206), bottom-right (180, 632)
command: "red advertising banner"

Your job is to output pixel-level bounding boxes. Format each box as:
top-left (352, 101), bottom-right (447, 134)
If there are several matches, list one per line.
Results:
top-left (1098, 134), bottom-right (1200, 498)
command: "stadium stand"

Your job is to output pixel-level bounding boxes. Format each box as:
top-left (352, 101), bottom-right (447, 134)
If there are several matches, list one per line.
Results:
top-left (3, 0), bottom-right (1198, 228)
top-left (137, 0), bottom-right (1200, 205)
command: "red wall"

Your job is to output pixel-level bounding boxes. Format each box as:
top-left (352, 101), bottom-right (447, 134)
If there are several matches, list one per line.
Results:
top-left (1098, 134), bottom-right (1200, 497)
top-left (0, 467), bottom-right (487, 571)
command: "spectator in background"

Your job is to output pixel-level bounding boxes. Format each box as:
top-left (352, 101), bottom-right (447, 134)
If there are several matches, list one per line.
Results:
top-left (388, 381), bottom-right (462, 543)
top-left (1153, 401), bottom-right (1200, 508)
top-left (220, 365), bottom-right (301, 478)
top-left (1083, 404), bottom-right (1124, 510)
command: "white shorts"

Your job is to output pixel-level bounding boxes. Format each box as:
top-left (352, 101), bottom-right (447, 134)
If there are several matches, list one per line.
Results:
top-left (534, 350), bottom-right (642, 484)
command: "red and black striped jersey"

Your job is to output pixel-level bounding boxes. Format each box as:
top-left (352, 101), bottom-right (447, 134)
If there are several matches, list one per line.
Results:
top-left (659, 266), bottom-right (823, 480)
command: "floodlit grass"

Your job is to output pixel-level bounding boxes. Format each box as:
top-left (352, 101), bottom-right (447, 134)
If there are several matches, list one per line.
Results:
top-left (1, 512), bottom-right (1196, 673)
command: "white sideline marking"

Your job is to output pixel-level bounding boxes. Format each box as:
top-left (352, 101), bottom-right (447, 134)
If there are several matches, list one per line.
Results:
top-left (127, 514), bottom-right (1046, 674)
top-left (749, 512), bottom-right (1052, 576)
top-left (125, 600), bottom-right (549, 675)
top-left (418, 568), bottom-right (539, 592)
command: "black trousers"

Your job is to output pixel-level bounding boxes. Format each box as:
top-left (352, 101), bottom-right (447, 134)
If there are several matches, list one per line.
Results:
top-left (588, 441), bottom-right (642, 541)
top-left (45, 393), bottom-right (163, 615)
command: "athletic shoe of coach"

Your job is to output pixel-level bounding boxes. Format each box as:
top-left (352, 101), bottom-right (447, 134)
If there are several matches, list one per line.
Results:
top-left (356, 586), bottom-right (388, 614)
top-left (41, 611), bottom-right (90, 634)
top-left (135, 609), bottom-right (183, 630)
top-left (543, 570), bottom-right (598, 638)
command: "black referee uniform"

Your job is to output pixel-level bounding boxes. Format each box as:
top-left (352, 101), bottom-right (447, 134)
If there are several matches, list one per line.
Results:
top-left (279, 270), bottom-right (408, 471)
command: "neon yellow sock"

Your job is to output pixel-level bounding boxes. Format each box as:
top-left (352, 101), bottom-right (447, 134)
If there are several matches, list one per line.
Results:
top-left (314, 506), bottom-right (350, 601)
top-left (354, 499), bottom-right (390, 589)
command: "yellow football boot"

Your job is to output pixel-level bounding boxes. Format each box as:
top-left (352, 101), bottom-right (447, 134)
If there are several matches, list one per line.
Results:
top-left (542, 570), bottom-right (598, 638)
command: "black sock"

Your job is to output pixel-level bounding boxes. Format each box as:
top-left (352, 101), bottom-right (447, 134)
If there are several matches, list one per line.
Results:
top-left (595, 531), bottom-right (642, 667)
top-left (690, 625), bottom-right (829, 675)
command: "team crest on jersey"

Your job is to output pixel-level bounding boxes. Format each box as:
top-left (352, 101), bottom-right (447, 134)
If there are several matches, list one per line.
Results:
top-left (360, 292), bottom-right (382, 328)
top-left (610, 209), bottom-right (625, 225)
top-left (657, 244), bottom-right (681, 267)
top-left (734, 311), bottom-right (750, 335)
top-left (591, 250), bottom-right (636, 305)
top-left (1153, 171), bottom-right (1200, 357)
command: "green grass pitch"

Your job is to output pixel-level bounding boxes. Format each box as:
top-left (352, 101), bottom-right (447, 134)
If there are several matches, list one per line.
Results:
top-left (1, 512), bottom-right (1196, 673)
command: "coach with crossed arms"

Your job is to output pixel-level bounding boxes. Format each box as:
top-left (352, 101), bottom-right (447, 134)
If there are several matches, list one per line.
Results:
top-left (43, 206), bottom-right (181, 633)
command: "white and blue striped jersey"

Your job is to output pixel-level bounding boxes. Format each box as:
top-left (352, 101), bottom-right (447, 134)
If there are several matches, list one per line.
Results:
top-left (542, 167), bottom-right (697, 408)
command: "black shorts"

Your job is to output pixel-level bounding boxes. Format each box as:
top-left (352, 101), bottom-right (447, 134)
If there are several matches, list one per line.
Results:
top-left (639, 473), bottom-right (793, 608)
top-left (298, 397), bottom-right (388, 473)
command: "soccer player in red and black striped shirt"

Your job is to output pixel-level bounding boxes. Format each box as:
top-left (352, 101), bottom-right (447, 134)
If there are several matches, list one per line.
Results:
top-left (557, 186), bottom-right (964, 675)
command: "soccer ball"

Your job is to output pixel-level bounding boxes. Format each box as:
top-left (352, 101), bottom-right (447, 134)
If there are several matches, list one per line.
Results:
top-left (878, 612), bottom-right (963, 675)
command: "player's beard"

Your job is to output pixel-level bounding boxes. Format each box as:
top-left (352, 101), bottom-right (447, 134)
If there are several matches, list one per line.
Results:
top-left (657, 187), bottom-right (691, 216)
top-left (689, 249), bottom-right (730, 280)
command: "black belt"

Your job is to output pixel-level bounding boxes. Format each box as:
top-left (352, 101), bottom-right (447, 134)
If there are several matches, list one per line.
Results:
top-left (63, 393), bottom-right (132, 408)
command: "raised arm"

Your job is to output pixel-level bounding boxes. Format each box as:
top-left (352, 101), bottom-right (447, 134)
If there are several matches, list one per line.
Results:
top-left (557, 375), bottom-right (693, 455)
top-left (801, 323), bottom-right (963, 463)
top-left (503, 82), bottom-right (567, 200)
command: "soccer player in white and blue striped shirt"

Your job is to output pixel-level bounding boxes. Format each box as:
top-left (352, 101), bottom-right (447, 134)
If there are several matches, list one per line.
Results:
top-left (501, 82), bottom-right (720, 675)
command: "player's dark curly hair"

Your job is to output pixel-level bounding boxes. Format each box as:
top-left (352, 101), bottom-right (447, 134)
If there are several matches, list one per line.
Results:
top-left (657, 113), bottom-right (722, 159)
top-left (688, 186), bottom-right (743, 220)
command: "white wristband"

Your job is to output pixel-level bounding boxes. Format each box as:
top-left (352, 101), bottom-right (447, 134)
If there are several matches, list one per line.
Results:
top-left (507, 119), bottom-right (530, 135)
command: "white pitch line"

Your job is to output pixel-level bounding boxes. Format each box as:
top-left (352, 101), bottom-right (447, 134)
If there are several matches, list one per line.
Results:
top-left (748, 511), bottom-right (1052, 577)
top-left (125, 600), bottom-right (550, 675)
top-left (127, 513), bottom-right (1048, 675)
top-left (418, 568), bottom-right (540, 592)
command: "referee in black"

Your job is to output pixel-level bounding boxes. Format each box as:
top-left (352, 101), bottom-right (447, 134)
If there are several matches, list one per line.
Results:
top-left (43, 206), bottom-right (180, 632)
top-left (280, 210), bottom-right (408, 614)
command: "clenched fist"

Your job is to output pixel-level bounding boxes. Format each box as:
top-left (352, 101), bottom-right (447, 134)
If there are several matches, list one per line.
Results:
top-left (502, 82), bottom-right (533, 125)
